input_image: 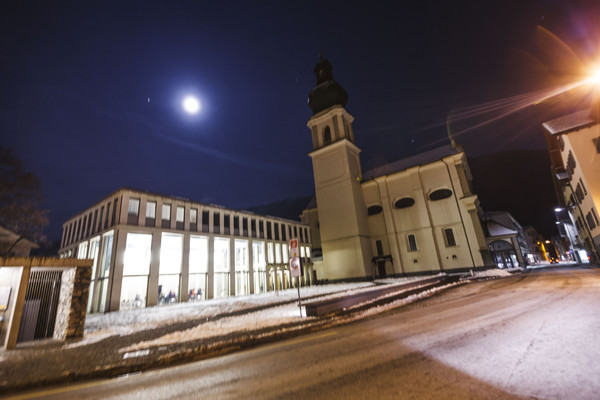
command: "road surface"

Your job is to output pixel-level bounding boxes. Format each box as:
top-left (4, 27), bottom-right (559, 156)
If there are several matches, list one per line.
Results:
top-left (6, 266), bottom-right (600, 399)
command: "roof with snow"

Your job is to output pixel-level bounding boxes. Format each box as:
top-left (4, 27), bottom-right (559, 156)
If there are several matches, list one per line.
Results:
top-left (486, 221), bottom-right (518, 237)
top-left (542, 109), bottom-right (596, 135)
top-left (363, 145), bottom-right (460, 181)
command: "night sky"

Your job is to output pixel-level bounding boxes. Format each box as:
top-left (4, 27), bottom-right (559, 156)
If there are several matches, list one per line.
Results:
top-left (2, 0), bottom-right (600, 242)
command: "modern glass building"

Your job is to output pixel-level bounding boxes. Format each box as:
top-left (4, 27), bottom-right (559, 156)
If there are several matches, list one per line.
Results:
top-left (59, 188), bottom-right (312, 313)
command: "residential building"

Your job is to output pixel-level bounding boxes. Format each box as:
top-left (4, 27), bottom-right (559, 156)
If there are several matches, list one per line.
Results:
top-left (301, 56), bottom-right (493, 280)
top-left (542, 100), bottom-right (600, 263)
top-left (0, 225), bottom-right (38, 257)
top-left (483, 211), bottom-right (531, 267)
top-left (522, 226), bottom-right (545, 264)
top-left (59, 188), bottom-right (312, 313)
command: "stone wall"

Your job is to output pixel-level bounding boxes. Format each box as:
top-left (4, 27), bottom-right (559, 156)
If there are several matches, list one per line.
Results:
top-left (0, 258), bottom-right (92, 349)
top-left (54, 266), bottom-right (91, 340)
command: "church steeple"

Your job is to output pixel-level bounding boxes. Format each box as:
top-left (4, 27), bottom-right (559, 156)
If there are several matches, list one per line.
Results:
top-left (306, 55), bottom-right (373, 280)
top-left (308, 53), bottom-right (348, 115)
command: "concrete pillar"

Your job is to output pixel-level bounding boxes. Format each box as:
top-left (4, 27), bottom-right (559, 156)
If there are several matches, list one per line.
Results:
top-left (248, 241), bottom-right (254, 294)
top-left (147, 231), bottom-right (162, 306)
top-left (5, 265), bottom-right (30, 350)
top-left (229, 238), bottom-right (236, 296)
top-left (376, 176), bottom-right (404, 275)
top-left (181, 233), bottom-right (190, 302)
top-left (511, 236), bottom-right (526, 267)
top-left (108, 229), bottom-right (127, 311)
top-left (207, 235), bottom-right (215, 299)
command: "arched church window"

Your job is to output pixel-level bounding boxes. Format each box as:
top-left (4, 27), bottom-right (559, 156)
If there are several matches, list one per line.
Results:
top-left (323, 126), bottom-right (332, 145)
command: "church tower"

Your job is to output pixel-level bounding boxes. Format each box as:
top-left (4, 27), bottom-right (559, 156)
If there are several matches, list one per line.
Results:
top-left (307, 55), bottom-right (373, 280)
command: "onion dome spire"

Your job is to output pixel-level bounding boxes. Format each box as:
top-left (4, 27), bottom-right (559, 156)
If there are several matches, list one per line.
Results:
top-left (307, 53), bottom-right (348, 115)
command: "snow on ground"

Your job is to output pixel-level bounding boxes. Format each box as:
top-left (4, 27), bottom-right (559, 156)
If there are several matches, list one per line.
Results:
top-left (74, 282), bottom-right (377, 348)
top-left (120, 278), bottom-right (462, 353)
top-left (119, 302), bottom-right (310, 352)
top-left (76, 271), bottom-right (508, 352)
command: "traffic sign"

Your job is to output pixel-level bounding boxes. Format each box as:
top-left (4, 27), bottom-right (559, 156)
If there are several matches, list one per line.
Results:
top-left (290, 256), bottom-right (301, 277)
top-left (290, 238), bottom-right (299, 258)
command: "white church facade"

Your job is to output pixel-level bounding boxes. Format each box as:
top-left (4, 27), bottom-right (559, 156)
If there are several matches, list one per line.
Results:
top-left (301, 56), bottom-right (493, 280)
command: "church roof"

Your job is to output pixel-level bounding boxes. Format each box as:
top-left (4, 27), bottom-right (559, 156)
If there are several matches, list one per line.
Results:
top-left (363, 145), bottom-right (460, 180)
top-left (307, 55), bottom-right (348, 115)
top-left (542, 109), bottom-right (596, 135)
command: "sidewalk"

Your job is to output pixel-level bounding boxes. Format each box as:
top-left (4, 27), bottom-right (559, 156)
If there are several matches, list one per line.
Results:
top-left (0, 272), bottom-right (508, 394)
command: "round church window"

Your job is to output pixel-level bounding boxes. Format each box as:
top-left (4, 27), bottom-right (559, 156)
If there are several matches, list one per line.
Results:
top-left (429, 189), bottom-right (453, 201)
top-left (367, 205), bottom-right (383, 215)
top-left (394, 197), bottom-right (415, 209)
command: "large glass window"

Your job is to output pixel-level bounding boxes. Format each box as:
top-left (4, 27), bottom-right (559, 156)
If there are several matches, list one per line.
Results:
top-left (128, 198), bottom-right (140, 215)
top-left (146, 201), bottom-right (156, 218)
top-left (190, 208), bottom-right (198, 231)
top-left (121, 233), bottom-right (151, 311)
top-left (202, 210), bottom-right (209, 232)
top-left (235, 240), bottom-right (249, 296)
top-left (127, 199), bottom-right (140, 225)
top-left (146, 201), bottom-right (156, 227)
top-left (253, 241), bottom-right (266, 293)
top-left (158, 233), bottom-right (183, 304)
top-left (275, 243), bottom-right (282, 264)
top-left (86, 236), bottom-right (100, 312)
top-left (176, 206), bottom-right (185, 230)
top-left (188, 235), bottom-right (208, 300)
top-left (214, 212), bottom-right (221, 234)
top-left (224, 214), bottom-right (230, 235)
top-left (123, 233), bottom-right (152, 275)
top-left (214, 237), bottom-right (230, 298)
top-left (282, 243), bottom-right (288, 263)
top-left (77, 241), bottom-right (89, 259)
top-left (267, 242), bottom-right (274, 264)
top-left (162, 204), bottom-right (171, 228)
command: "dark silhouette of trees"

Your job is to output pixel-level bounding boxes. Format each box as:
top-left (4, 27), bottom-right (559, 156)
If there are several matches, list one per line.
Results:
top-left (0, 146), bottom-right (48, 256)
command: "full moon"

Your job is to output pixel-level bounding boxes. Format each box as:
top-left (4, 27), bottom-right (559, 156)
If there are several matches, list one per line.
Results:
top-left (182, 95), bottom-right (201, 114)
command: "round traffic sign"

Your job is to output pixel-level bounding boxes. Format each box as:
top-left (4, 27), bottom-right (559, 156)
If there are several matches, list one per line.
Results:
top-left (290, 257), bottom-right (300, 270)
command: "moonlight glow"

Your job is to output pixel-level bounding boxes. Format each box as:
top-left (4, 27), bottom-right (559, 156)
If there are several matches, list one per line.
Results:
top-left (182, 95), bottom-right (201, 114)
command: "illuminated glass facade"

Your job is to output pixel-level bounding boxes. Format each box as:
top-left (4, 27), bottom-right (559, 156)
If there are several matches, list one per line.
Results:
top-left (59, 188), bottom-right (313, 313)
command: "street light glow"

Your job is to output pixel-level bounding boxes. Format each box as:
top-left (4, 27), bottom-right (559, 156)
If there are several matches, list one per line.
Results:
top-left (586, 66), bottom-right (600, 84)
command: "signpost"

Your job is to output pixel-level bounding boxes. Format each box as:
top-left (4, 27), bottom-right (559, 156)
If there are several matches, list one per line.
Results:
top-left (289, 238), bottom-right (302, 317)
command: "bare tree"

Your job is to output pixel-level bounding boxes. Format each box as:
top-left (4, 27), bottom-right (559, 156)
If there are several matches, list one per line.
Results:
top-left (0, 146), bottom-right (49, 256)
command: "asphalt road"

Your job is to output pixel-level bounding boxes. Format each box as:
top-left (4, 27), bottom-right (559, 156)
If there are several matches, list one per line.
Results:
top-left (7, 265), bottom-right (600, 399)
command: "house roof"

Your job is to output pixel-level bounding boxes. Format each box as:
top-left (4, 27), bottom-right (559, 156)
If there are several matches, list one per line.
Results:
top-left (363, 145), bottom-right (460, 180)
top-left (542, 109), bottom-right (596, 135)
top-left (486, 220), bottom-right (518, 237)
top-left (0, 225), bottom-right (38, 248)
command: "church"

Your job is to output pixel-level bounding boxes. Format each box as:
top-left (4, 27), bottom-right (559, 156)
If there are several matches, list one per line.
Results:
top-left (301, 56), bottom-right (493, 280)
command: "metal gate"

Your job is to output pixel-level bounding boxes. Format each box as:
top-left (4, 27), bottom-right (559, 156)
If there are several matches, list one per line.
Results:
top-left (17, 269), bottom-right (63, 343)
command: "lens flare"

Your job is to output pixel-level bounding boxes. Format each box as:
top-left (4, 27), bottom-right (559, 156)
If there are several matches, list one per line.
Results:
top-left (589, 67), bottom-right (600, 84)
